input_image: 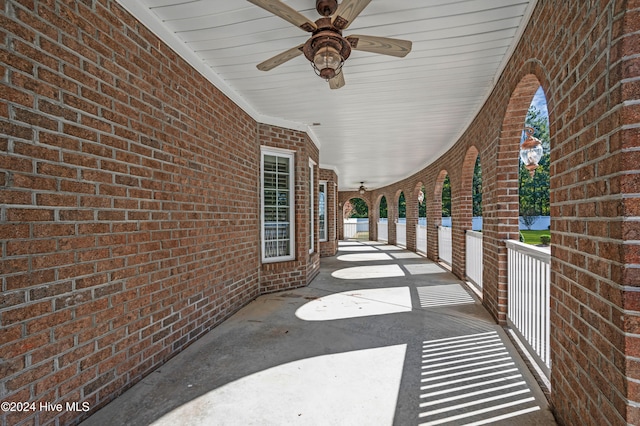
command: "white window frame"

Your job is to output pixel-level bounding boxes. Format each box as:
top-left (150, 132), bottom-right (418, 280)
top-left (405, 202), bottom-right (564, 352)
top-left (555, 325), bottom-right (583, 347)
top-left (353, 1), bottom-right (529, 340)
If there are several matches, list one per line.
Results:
top-left (261, 147), bottom-right (295, 263)
top-left (319, 181), bottom-right (328, 242)
top-left (309, 159), bottom-right (316, 254)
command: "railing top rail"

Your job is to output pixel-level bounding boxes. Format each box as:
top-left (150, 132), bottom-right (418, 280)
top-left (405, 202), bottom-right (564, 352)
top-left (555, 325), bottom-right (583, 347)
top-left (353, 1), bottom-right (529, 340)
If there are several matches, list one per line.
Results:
top-left (466, 230), bottom-right (483, 239)
top-left (505, 239), bottom-right (550, 263)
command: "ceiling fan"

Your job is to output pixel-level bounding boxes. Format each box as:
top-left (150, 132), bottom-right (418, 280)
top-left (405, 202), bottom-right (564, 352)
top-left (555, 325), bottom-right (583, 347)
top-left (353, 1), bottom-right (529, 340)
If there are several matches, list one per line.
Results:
top-left (247, 0), bottom-right (412, 89)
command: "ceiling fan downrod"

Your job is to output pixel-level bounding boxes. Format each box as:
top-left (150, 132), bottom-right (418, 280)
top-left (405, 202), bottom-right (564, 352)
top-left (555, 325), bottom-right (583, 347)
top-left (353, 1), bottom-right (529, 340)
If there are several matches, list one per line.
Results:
top-left (316, 0), bottom-right (338, 16)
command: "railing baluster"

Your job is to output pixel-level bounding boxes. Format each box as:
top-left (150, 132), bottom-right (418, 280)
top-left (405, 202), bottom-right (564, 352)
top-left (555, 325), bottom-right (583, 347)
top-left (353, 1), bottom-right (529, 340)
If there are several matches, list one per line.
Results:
top-left (465, 231), bottom-right (483, 289)
top-left (438, 226), bottom-right (452, 266)
top-left (377, 220), bottom-right (388, 242)
top-left (396, 222), bottom-right (406, 247)
top-left (506, 239), bottom-right (551, 378)
top-left (416, 224), bottom-right (427, 254)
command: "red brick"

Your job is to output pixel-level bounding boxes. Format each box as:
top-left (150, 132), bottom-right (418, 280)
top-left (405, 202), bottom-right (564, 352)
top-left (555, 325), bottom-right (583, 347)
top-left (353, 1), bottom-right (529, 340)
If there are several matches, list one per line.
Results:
top-left (0, 325), bottom-right (23, 346)
top-left (5, 269), bottom-right (56, 291)
top-left (5, 361), bottom-right (53, 393)
top-left (1, 332), bottom-right (50, 359)
top-left (12, 173), bottom-right (57, 191)
top-left (6, 238), bottom-right (56, 256)
top-left (26, 310), bottom-right (73, 334)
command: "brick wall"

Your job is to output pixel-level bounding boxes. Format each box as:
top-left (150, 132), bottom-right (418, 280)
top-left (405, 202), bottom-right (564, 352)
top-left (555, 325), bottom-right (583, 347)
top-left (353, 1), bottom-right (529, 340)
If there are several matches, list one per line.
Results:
top-left (337, 1), bottom-right (640, 425)
top-left (258, 124), bottom-right (320, 293)
top-left (319, 168), bottom-right (338, 257)
top-left (0, 1), bottom-right (319, 425)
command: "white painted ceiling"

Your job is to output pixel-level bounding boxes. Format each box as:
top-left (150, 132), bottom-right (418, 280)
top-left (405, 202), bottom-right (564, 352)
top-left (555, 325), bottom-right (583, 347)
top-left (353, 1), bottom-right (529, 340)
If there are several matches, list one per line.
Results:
top-left (117, 0), bottom-right (535, 191)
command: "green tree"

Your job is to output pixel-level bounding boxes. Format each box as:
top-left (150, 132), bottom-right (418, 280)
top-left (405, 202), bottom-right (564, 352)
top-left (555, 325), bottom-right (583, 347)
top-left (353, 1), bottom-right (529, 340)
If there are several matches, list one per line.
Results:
top-left (398, 192), bottom-right (406, 218)
top-left (348, 197), bottom-right (369, 218)
top-left (379, 196), bottom-right (387, 218)
top-left (473, 157), bottom-right (482, 216)
top-left (519, 104), bottom-right (550, 216)
top-left (442, 175), bottom-right (451, 217)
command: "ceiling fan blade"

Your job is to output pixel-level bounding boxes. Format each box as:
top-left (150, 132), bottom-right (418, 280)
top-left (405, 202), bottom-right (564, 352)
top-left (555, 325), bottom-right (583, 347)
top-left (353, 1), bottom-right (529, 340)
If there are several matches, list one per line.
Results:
top-left (332, 0), bottom-right (371, 30)
top-left (329, 72), bottom-right (345, 90)
top-left (257, 44), bottom-right (305, 71)
top-left (346, 35), bottom-right (412, 58)
top-left (247, 0), bottom-right (317, 32)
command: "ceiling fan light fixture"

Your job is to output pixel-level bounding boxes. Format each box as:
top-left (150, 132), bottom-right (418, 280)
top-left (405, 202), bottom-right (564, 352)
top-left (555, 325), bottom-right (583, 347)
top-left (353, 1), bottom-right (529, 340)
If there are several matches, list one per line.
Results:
top-left (358, 182), bottom-right (366, 195)
top-left (312, 45), bottom-right (343, 80)
top-left (520, 126), bottom-right (544, 177)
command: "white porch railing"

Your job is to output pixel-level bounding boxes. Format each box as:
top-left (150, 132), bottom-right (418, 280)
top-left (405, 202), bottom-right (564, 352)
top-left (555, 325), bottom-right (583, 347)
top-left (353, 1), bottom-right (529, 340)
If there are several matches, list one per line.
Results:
top-left (506, 239), bottom-right (551, 377)
top-left (343, 219), bottom-right (368, 239)
top-left (396, 222), bottom-right (406, 247)
top-left (465, 230), bottom-right (483, 289)
top-left (343, 221), bottom-right (357, 238)
top-left (438, 226), bottom-right (452, 266)
top-left (377, 220), bottom-right (388, 242)
top-left (416, 224), bottom-right (427, 255)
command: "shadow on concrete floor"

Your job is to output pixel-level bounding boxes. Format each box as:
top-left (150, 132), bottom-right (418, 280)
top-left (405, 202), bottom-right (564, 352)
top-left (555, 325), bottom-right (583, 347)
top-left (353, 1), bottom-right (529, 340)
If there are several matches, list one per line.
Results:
top-left (82, 241), bottom-right (557, 426)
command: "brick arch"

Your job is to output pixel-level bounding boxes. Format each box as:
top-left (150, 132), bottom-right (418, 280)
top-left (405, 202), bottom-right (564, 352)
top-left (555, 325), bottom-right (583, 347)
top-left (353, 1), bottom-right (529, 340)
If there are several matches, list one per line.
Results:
top-left (338, 191), bottom-right (373, 240)
top-left (448, 146), bottom-right (481, 278)
top-left (412, 181), bottom-right (426, 253)
top-left (414, 181), bottom-right (426, 205)
top-left (412, 180), bottom-right (426, 223)
top-left (460, 146), bottom-right (480, 230)
top-left (429, 170), bottom-right (449, 262)
top-left (386, 188), bottom-right (405, 246)
top-left (393, 188), bottom-right (406, 223)
top-left (375, 193), bottom-right (388, 216)
top-left (433, 170), bottom-right (449, 224)
top-left (341, 196), bottom-right (371, 218)
top-left (394, 188), bottom-right (405, 209)
top-left (372, 193), bottom-right (388, 242)
top-left (484, 73), bottom-right (544, 323)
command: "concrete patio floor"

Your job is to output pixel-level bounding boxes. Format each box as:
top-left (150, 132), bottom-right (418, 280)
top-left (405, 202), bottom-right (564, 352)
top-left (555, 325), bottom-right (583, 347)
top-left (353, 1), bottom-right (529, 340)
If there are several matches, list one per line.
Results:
top-left (82, 241), bottom-right (557, 426)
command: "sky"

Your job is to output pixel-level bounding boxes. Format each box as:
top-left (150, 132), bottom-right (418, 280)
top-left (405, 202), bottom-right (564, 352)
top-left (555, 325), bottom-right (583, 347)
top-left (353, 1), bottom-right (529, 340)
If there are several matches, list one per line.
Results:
top-left (531, 86), bottom-right (548, 116)
top-left (521, 86), bottom-right (549, 145)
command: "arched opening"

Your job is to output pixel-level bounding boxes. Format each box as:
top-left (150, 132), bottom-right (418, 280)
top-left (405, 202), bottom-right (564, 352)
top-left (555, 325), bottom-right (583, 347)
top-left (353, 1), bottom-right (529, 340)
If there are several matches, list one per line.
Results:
top-left (519, 86), bottom-right (550, 245)
top-left (473, 156), bottom-right (483, 231)
top-left (377, 195), bottom-right (388, 243)
top-left (434, 171), bottom-right (452, 267)
top-left (500, 76), bottom-right (552, 380)
top-left (487, 73), bottom-right (542, 324)
top-left (396, 191), bottom-right (406, 247)
top-left (442, 175), bottom-right (451, 224)
top-left (343, 197), bottom-right (369, 240)
top-left (416, 184), bottom-right (427, 255)
top-left (461, 147), bottom-right (483, 291)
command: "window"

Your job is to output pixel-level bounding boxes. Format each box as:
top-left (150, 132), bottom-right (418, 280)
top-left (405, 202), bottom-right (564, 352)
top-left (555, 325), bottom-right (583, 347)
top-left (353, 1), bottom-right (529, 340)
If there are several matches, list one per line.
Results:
top-left (309, 159), bottom-right (315, 253)
top-left (261, 148), bottom-right (295, 262)
top-left (319, 181), bottom-right (327, 242)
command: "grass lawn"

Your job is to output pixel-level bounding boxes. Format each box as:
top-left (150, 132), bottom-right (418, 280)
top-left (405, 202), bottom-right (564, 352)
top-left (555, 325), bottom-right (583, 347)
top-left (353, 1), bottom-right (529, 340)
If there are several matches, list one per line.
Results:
top-left (354, 232), bottom-right (369, 240)
top-left (520, 230), bottom-right (550, 245)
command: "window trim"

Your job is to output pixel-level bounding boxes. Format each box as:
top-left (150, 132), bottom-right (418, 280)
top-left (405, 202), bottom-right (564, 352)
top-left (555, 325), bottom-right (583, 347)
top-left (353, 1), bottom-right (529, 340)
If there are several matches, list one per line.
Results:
top-left (309, 159), bottom-right (316, 254)
top-left (319, 180), bottom-right (328, 242)
top-left (261, 146), bottom-right (295, 263)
